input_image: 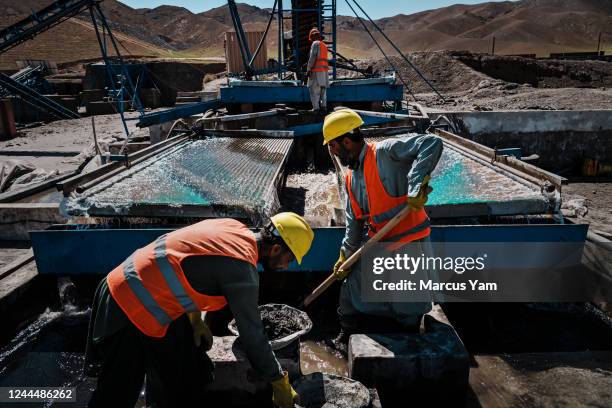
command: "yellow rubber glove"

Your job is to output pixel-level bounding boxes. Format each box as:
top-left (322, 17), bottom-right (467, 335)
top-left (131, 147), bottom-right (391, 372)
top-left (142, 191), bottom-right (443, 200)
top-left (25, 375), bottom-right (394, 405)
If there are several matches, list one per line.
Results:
top-left (333, 249), bottom-right (349, 281)
top-left (406, 175), bottom-right (432, 211)
top-left (271, 371), bottom-right (299, 408)
top-left (188, 312), bottom-right (213, 351)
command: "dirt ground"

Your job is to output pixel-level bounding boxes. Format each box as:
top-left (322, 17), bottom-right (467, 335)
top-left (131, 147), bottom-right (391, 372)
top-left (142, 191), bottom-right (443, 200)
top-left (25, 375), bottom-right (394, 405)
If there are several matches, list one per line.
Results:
top-left (417, 86), bottom-right (612, 112)
top-left (468, 352), bottom-right (612, 407)
top-left (350, 51), bottom-right (612, 111)
top-left (0, 112), bottom-right (146, 153)
top-left (562, 182), bottom-right (612, 237)
top-left (0, 112), bottom-right (148, 178)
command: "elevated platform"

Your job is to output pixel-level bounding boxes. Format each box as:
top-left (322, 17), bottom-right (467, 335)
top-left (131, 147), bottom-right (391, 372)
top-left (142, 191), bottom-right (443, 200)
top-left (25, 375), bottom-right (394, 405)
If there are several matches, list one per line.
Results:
top-left (220, 77), bottom-right (402, 106)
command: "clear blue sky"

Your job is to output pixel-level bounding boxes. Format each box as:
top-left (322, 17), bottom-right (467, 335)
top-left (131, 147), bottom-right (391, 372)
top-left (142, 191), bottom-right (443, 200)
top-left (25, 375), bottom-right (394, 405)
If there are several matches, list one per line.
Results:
top-left (119, 0), bottom-right (516, 19)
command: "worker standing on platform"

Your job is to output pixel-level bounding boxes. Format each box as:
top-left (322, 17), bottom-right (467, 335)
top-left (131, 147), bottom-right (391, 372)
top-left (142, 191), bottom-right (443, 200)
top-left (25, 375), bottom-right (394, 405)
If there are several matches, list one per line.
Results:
top-left (323, 108), bottom-right (443, 348)
top-left (84, 213), bottom-right (314, 408)
top-left (307, 28), bottom-right (330, 112)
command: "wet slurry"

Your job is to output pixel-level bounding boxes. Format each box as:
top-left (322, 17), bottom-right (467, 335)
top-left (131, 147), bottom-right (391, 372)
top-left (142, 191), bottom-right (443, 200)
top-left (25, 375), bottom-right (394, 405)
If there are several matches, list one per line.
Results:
top-left (0, 305), bottom-right (92, 407)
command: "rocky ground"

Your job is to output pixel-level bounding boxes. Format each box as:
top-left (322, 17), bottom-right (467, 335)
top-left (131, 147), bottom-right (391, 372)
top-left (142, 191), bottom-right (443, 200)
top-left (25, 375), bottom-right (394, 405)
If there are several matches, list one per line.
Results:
top-left (562, 182), bottom-right (612, 238)
top-left (350, 51), bottom-right (612, 111)
top-left (0, 112), bottom-right (147, 193)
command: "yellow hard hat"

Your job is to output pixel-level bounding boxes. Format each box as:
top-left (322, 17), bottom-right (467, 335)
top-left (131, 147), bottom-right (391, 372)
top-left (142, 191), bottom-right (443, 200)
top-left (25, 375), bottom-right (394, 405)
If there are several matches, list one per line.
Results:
top-left (270, 212), bottom-right (314, 264)
top-left (322, 108), bottom-right (364, 145)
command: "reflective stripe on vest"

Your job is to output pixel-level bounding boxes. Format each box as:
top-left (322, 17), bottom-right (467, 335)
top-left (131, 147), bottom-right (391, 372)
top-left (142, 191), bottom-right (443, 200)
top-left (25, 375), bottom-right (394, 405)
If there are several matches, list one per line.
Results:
top-left (107, 219), bottom-right (258, 337)
top-left (346, 142), bottom-right (431, 243)
top-left (312, 41), bottom-right (329, 72)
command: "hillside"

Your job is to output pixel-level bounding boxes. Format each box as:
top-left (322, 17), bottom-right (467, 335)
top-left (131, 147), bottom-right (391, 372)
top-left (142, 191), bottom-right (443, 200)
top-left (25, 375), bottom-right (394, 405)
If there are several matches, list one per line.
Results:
top-left (337, 0), bottom-right (612, 57)
top-left (0, 0), bottom-right (610, 70)
top-left (0, 1), bottom-right (171, 71)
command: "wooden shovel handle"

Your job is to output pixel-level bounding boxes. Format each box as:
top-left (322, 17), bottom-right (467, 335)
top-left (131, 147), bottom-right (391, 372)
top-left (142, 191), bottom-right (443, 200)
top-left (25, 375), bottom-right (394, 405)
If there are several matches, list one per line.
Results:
top-left (302, 205), bottom-right (413, 308)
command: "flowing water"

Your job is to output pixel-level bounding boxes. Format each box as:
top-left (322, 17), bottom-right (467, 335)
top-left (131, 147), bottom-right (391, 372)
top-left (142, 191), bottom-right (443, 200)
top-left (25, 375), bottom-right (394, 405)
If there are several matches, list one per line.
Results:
top-left (0, 279), bottom-right (92, 407)
top-left (0, 278), bottom-right (146, 407)
top-left (64, 138), bottom-right (293, 222)
top-left (428, 145), bottom-right (544, 206)
top-left (354, 136), bottom-right (549, 216)
top-left (300, 340), bottom-right (349, 377)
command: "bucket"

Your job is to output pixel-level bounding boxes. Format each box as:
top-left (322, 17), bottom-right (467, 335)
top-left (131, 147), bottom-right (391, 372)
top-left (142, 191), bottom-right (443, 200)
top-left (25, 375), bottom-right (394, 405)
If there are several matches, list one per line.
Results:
top-left (228, 303), bottom-right (312, 350)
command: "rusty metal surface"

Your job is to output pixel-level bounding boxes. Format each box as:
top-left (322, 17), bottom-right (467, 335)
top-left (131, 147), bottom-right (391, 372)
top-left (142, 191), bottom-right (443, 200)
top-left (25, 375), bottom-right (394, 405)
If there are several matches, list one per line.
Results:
top-left (64, 137), bottom-right (293, 221)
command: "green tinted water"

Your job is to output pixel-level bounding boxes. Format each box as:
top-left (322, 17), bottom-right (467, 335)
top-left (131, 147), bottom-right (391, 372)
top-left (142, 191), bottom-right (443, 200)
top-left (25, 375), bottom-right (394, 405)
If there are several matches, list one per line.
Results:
top-left (66, 138), bottom-right (293, 217)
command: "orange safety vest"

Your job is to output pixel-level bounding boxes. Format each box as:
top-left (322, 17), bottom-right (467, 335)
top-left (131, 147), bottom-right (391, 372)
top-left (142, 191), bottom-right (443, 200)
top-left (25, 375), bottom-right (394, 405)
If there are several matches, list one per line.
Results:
top-left (107, 218), bottom-right (258, 337)
top-left (346, 142), bottom-right (431, 244)
top-left (311, 40), bottom-right (329, 73)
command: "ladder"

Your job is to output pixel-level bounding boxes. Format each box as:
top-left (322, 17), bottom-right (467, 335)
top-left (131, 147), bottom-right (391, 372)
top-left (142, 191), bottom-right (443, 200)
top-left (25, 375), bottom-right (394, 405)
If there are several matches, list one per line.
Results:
top-left (320, 0), bottom-right (337, 79)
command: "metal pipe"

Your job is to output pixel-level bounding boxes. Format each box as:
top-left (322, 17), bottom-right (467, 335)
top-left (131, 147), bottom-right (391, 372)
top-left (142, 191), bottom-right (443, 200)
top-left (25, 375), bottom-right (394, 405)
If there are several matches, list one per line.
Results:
top-left (227, 0), bottom-right (253, 76)
top-left (89, 6), bottom-right (131, 140)
top-left (76, 137), bottom-right (190, 194)
top-left (248, 0), bottom-right (277, 69)
top-left (94, 4), bottom-right (144, 115)
top-left (58, 133), bottom-right (189, 195)
top-left (277, 0), bottom-right (283, 78)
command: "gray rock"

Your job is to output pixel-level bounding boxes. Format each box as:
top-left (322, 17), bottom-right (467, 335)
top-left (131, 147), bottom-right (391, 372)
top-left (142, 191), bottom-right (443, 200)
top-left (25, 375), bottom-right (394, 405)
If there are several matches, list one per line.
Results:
top-left (293, 372), bottom-right (371, 408)
top-left (348, 315), bottom-right (469, 395)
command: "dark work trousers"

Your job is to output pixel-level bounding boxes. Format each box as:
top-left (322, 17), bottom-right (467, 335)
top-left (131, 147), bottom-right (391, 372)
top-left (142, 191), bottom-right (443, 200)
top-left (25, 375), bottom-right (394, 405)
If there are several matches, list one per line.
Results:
top-left (87, 315), bottom-right (214, 408)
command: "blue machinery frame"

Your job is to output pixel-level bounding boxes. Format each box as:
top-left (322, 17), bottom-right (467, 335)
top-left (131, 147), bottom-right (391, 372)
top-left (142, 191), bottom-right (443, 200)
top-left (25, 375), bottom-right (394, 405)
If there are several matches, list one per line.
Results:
top-left (30, 223), bottom-right (588, 275)
top-left (137, 84), bottom-right (403, 128)
top-left (219, 83), bottom-right (403, 105)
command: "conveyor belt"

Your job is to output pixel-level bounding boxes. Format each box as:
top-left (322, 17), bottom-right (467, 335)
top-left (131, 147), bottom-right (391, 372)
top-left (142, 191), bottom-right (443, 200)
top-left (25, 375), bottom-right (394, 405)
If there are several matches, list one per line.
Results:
top-left (64, 137), bottom-right (293, 222)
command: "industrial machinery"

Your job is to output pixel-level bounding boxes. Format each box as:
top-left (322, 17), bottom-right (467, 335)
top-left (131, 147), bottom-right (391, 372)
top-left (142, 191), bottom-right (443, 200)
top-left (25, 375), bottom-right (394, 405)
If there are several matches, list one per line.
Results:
top-left (3, 0), bottom-right (584, 274)
top-left (0, 0), bottom-right (142, 133)
top-left (0, 1), bottom-right (600, 405)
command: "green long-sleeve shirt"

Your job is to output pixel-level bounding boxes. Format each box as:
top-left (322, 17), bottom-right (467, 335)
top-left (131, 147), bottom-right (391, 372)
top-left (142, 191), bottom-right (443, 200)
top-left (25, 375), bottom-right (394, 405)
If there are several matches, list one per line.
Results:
top-left (89, 255), bottom-right (282, 382)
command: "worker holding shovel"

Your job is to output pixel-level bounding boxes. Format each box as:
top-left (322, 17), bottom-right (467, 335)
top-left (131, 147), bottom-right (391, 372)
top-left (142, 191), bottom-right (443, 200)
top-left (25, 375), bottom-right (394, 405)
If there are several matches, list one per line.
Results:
top-left (84, 212), bottom-right (313, 408)
top-left (321, 108), bottom-right (443, 349)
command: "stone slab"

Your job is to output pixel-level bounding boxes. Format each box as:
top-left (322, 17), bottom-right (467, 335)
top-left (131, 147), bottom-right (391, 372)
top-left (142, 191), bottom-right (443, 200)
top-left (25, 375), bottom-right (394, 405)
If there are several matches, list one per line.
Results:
top-left (348, 311), bottom-right (469, 398)
top-left (206, 335), bottom-right (301, 395)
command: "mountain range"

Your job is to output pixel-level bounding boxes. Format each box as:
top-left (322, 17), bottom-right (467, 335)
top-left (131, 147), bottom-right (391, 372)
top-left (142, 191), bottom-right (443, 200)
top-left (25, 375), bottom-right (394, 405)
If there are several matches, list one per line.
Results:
top-left (0, 0), bottom-right (610, 70)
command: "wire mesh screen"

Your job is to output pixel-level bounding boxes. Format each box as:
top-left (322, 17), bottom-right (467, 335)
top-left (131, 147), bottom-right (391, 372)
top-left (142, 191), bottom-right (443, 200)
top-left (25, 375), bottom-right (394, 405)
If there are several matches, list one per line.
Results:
top-left (332, 135), bottom-right (550, 218)
top-left (64, 137), bottom-right (293, 222)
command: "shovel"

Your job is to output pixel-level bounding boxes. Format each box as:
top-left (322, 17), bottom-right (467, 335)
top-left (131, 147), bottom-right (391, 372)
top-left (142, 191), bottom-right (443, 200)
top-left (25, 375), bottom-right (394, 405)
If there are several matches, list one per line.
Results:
top-left (301, 203), bottom-right (416, 308)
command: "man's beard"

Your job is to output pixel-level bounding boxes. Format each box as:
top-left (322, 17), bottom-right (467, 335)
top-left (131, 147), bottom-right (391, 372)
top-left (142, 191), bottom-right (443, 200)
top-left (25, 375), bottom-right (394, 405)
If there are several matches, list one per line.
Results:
top-left (338, 149), bottom-right (359, 170)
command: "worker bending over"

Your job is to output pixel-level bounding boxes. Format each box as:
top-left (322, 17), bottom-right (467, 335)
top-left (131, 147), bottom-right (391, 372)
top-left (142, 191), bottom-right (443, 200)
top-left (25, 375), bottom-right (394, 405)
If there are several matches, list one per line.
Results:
top-left (306, 28), bottom-right (330, 112)
top-left (84, 212), bottom-right (314, 408)
top-left (323, 108), bottom-right (443, 346)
